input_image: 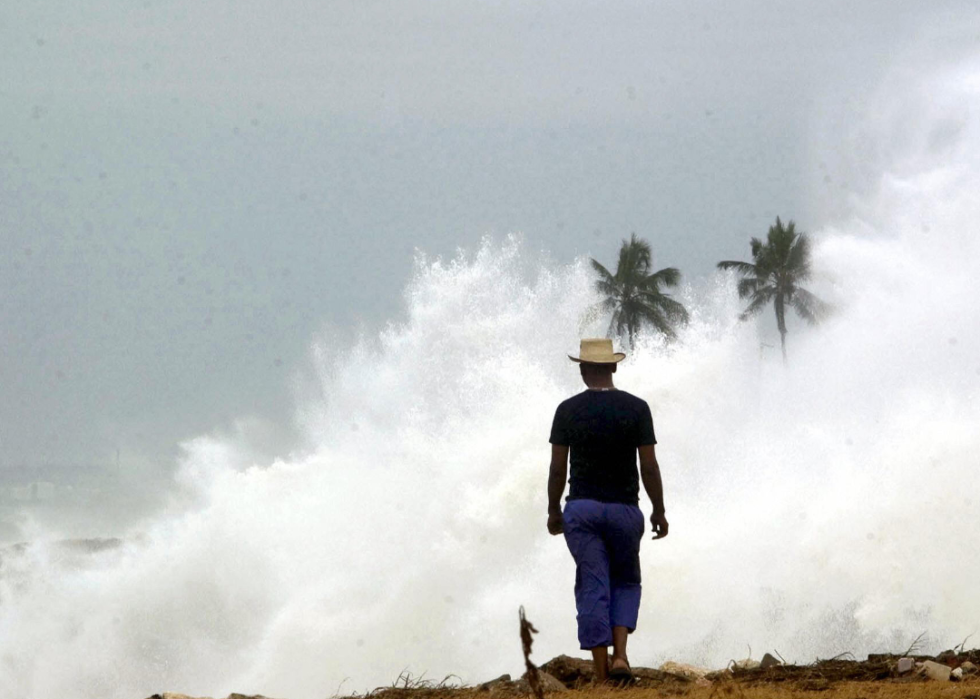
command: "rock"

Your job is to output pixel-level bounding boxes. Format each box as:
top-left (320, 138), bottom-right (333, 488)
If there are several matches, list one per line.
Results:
top-left (733, 658), bottom-right (760, 671)
top-left (522, 670), bottom-right (567, 693)
top-left (520, 669), bottom-right (569, 692)
top-left (659, 661), bottom-right (709, 681)
top-left (897, 657), bottom-right (915, 674)
top-left (479, 674), bottom-right (512, 690)
top-left (760, 653), bottom-right (781, 669)
top-left (952, 667), bottom-right (964, 681)
top-left (631, 667), bottom-right (687, 684)
top-left (918, 660), bottom-right (951, 681)
top-left (536, 671), bottom-right (569, 693)
top-left (538, 655), bottom-right (597, 685)
top-left (961, 661), bottom-right (978, 675)
top-left (705, 669), bottom-right (733, 681)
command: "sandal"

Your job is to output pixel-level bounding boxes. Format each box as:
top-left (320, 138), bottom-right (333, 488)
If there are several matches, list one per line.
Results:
top-left (609, 656), bottom-right (632, 682)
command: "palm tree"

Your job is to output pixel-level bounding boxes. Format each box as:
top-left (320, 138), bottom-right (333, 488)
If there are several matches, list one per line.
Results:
top-left (591, 233), bottom-right (689, 349)
top-left (717, 217), bottom-right (828, 361)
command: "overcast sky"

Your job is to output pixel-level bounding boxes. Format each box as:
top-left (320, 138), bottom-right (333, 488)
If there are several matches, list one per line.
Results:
top-left (0, 1), bottom-right (975, 503)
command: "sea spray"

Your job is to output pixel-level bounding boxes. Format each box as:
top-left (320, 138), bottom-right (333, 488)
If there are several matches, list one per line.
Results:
top-left (2, 63), bottom-right (980, 699)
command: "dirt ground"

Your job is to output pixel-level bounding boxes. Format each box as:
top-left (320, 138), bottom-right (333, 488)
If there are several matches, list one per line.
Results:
top-left (352, 651), bottom-right (980, 699)
top-left (360, 677), bottom-right (980, 699)
top-left (570, 682), bottom-right (980, 699)
top-left (149, 651), bottom-right (980, 699)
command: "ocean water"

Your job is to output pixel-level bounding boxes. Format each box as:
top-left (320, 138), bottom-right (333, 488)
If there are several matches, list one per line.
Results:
top-left (1, 57), bottom-right (979, 699)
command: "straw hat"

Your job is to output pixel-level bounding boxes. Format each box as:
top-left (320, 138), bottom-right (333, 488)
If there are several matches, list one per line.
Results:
top-left (567, 338), bottom-right (626, 364)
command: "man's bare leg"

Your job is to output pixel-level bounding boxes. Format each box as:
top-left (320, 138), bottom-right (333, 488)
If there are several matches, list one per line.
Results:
top-left (591, 645), bottom-right (609, 682)
top-left (611, 626), bottom-right (630, 671)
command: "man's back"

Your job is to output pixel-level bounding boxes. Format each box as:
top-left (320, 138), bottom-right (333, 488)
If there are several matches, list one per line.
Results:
top-left (550, 389), bottom-right (656, 505)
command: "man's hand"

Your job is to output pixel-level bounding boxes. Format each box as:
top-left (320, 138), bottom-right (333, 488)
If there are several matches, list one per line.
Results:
top-left (651, 511), bottom-right (669, 539)
top-left (547, 511), bottom-right (564, 535)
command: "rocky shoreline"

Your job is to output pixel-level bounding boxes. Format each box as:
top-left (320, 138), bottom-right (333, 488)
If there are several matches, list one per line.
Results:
top-left (145, 648), bottom-right (980, 699)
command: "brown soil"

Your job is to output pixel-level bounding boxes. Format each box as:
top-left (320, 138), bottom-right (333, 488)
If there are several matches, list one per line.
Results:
top-left (357, 677), bottom-right (980, 699)
top-left (353, 652), bottom-right (980, 699)
top-left (146, 650), bottom-right (980, 699)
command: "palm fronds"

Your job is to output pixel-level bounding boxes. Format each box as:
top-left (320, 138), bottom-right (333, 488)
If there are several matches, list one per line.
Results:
top-left (717, 217), bottom-right (827, 360)
top-left (589, 234), bottom-right (688, 348)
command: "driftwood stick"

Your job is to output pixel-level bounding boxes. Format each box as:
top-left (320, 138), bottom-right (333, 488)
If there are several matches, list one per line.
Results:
top-left (519, 606), bottom-right (544, 699)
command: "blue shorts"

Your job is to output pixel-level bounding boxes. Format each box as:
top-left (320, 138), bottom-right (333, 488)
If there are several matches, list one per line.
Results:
top-left (562, 498), bottom-right (645, 649)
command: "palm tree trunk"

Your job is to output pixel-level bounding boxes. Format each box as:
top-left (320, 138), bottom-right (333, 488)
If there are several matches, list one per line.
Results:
top-left (775, 293), bottom-right (788, 363)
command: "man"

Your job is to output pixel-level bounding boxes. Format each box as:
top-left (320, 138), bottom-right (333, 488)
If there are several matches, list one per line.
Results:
top-left (547, 338), bottom-right (668, 682)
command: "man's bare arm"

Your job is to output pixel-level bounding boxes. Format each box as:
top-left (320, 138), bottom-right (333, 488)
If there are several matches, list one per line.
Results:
top-left (638, 444), bottom-right (664, 512)
top-left (639, 444), bottom-right (668, 538)
top-left (548, 444), bottom-right (569, 514)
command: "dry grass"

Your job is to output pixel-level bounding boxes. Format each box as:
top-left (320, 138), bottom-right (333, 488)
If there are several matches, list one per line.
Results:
top-left (326, 611), bottom-right (980, 699)
top-left (336, 674), bottom-right (980, 699)
top-left (578, 681), bottom-right (980, 699)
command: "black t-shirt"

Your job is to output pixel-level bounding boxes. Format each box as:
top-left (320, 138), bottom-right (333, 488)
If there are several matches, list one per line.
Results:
top-left (549, 389), bottom-right (656, 505)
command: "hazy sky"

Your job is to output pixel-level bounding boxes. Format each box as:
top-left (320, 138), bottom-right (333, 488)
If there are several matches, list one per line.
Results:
top-left (0, 1), bottom-right (974, 492)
